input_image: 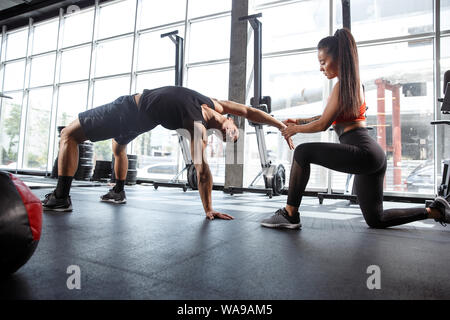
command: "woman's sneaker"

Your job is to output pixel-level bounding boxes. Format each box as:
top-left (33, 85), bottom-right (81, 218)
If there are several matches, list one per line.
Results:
top-left (42, 191), bottom-right (73, 212)
top-left (261, 208), bottom-right (301, 229)
top-left (430, 196), bottom-right (450, 226)
top-left (100, 189), bottom-right (127, 204)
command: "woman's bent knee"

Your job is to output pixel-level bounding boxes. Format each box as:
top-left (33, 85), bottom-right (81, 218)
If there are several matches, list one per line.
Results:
top-left (293, 144), bottom-right (310, 167)
top-left (361, 209), bottom-right (388, 229)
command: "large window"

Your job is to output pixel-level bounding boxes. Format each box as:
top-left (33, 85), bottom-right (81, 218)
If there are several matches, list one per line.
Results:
top-left (187, 63), bottom-right (229, 184)
top-left (23, 88), bottom-right (53, 170)
top-left (91, 76), bottom-right (131, 161)
top-left (134, 70), bottom-right (178, 178)
top-left (95, 37), bottom-right (133, 77)
top-left (29, 53), bottom-right (56, 88)
top-left (331, 1), bottom-right (437, 195)
top-left (343, 41), bottom-right (435, 194)
top-left (137, 26), bottom-right (185, 71)
top-left (188, 16), bottom-right (231, 63)
top-left (56, 83), bottom-right (88, 127)
top-left (335, 0), bottom-right (433, 41)
top-left (184, 4), bottom-right (232, 185)
top-left (442, 0), bottom-right (450, 31)
top-left (62, 9), bottom-right (94, 48)
top-left (53, 82), bottom-right (89, 163)
top-left (245, 0), bottom-right (442, 196)
top-left (188, 0), bottom-right (231, 18)
top-left (92, 76), bottom-right (130, 107)
top-left (244, 1), bottom-right (329, 189)
top-left (259, 0), bottom-right (329, 53)
top-left (59, 46), bottom-right (91, 83)
top-left (5, 29), bottom-right (28, 61)
top-left (32, 19), bottom-right (58, 55)
top-left (135, 71), bottom-right (175, 91)
top-left (442, 37), bottom-right (450, 75)
top-left (0, 0), bottom-right (231, 180)
top-left (139, 0), bottom-right (186, 30)
top-left (187, 63), bottom-right (229, 99)
top-left (97, 0), bottom-right (136, 40)
top-left (0, 92), bottom-right (23, 169)
top-left (3, 60), bottom-right (26, 91)
top-left (251, 52), bottom-right (326, 189)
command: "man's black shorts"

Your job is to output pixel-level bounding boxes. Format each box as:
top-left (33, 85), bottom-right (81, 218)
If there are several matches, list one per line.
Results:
top-left (78, 94), bottom-right (157, 145)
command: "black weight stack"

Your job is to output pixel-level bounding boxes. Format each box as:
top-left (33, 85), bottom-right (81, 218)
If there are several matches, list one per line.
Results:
top-left (74, 141), bottom-right (94, 181)
top-left (111, 154), bottom-right (138, 185)
top-left (92, 160), bottom-right (112, 182)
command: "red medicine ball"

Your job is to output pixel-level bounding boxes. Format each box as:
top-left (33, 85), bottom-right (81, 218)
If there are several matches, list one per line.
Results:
top-left (0, 171), bottom-right (42, 275)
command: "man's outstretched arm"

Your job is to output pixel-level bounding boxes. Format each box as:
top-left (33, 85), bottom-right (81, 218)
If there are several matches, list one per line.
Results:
top-left (213, 99), bottom-right (283, 129)
top-left (191, 123), bottom-right (233, 220)
top-left (212, 99), bottom-right (294, 149)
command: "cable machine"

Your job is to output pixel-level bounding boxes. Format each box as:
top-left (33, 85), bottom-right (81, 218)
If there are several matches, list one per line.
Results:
top-left (224, 13), bottom-right (286, 198)
top-left (430, 71), bottom-right (450, 201)
top-left (152, 30), bottom-right (223, 192)
top-left (152, 30), bottom-right (193, 192)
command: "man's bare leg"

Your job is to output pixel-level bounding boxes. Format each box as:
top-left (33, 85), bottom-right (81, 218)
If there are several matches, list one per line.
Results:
top-left (112, 139), bottom-right (128, 181)
top-left (43, 119), bottom-right (87, 211)
top-left (58, 119), bottom-right (87, 176)
top-left (100, 139), bottom-right (128, 203)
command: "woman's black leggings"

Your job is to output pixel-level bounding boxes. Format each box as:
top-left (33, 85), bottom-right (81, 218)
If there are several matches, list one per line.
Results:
top-left (287, 127), bottom-right (428, 228)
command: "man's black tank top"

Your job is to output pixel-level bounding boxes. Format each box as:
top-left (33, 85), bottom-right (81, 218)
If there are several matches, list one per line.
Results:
top-left (138, 86), bottom-right (215, 130)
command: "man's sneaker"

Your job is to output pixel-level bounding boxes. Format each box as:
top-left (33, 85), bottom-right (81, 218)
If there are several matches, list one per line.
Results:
top-left (100, 189), bottom-right (126, 204)
top-left (430, 196), bottom-right (450, 226)
top-left (42, 191), bottom-right (72, 212)
top-left (261, 208), bottom-right (301, 229)
top-left (41, 192), bottom-right (52, 205)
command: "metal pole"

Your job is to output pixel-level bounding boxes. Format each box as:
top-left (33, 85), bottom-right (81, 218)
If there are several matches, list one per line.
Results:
top-left (17, 18), bottom-right (34, 170)
top-left (86, 0), bottom-right (100, 111)
top-left (342, 0), bottom-right (351, 29)
top-left (161, 30), bottom-right (184, 86)
top-left (434, 0), bottom-right (442, 195)
top-left (176, 35), bottom-right (184, 86)
top-left (47, 8), bottom-right (64, 173)
top-left (253, 19), bottom-right (262, 105)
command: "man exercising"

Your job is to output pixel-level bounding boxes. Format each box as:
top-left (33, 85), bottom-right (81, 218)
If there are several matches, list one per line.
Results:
top-left (42, 86), bottom-right (293, 220)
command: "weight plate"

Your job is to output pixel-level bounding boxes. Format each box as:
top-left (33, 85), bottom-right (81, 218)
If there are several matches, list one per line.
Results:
top-left (272, 164), bottom-right (286, 196)
top-left (187, 164), bottom-right (198, 190)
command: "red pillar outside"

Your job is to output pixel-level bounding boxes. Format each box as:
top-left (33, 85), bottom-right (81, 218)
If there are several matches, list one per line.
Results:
top-left (375, 79), bottom-right (387, 151)
top-left (391, 85), bottom-right (402, 190)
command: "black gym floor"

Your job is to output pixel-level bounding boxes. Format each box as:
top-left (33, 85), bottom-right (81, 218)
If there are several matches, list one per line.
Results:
top-left (1, 177), bottom-right (450, 300)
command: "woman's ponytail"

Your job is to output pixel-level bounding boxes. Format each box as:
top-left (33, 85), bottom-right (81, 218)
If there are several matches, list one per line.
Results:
top-left (334, 28), bottom-right (361, 119)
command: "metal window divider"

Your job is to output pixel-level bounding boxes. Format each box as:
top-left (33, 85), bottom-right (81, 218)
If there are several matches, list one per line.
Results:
top-left (86, 0), bottom-right (100, 113)
top-left (46, 8), bottom-right (65, 176)
top-left (128, 0), bottom-right (141, 156)
top-left (17, 18), bottom-right (33, 171)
